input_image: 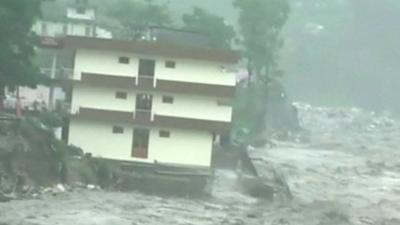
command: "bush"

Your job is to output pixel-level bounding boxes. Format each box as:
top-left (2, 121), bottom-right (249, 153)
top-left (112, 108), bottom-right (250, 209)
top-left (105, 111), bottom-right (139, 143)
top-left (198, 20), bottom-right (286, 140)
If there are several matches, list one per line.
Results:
top-left (38, 111), bottom-right (64, 128)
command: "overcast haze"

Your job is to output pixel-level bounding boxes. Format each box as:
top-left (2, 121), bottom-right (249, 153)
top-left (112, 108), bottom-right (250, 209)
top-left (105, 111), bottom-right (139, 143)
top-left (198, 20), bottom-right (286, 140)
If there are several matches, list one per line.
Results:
top-left (165, 0), bottom-right (400, 115)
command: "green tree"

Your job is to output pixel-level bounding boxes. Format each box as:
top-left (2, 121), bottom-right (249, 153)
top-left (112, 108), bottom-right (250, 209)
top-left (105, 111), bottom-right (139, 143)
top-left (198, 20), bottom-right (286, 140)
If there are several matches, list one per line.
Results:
top-left (182, 7), bottom-right (236, 49)
top-left (0, 0), bottom-right (46, 108)
top-left (108, 0), bottom-right (172, 40)
top-left (234, 0), bottom-right (290, 82)
top-left (232, 0), bottom-right (291, 140)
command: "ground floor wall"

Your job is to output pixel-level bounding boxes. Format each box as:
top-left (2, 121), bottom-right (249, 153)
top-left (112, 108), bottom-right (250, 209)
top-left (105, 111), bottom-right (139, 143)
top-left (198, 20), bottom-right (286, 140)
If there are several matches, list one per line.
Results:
top-left (68, 118), bottom-right (213, 167)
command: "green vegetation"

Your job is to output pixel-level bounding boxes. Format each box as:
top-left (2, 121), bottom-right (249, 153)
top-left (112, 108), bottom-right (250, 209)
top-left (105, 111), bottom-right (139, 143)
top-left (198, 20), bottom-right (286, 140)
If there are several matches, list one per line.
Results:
top-left (0, 0), bottom-right (48, 108)
top-left (234, 0), bottom-right (290, 82)
top-left (182, 7), bottom-right (235, 49)
top-left (232, 0), bottom-right (291, 141)
top-left (107, 0), bottom-right (172, 40)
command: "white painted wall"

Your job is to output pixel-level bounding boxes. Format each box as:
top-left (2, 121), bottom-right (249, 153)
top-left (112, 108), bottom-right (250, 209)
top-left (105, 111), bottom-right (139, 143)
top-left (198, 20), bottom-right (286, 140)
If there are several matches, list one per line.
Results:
top-left (73, 49), bottom-right (236, 86)
top-left (74, 49), bottom-right (139, 80)
top-left (71, 83), bottom-right (231, 122)
top-left (69, 119), bottom-right (213, 166)
top-left (149, 128), bottom-right (213, 167)
top-left (67, 8), bottom-right (95, 21)
top-left (71, 83), bottom-right (135, 113)
top-left (153, 92), bottom-right (232, 122)
top-left (69, 119), bottom-right (138, 161)
top-left (155, 58), bottom-right (236, 86)
top-left (32, 21), bottom-right (112, 39)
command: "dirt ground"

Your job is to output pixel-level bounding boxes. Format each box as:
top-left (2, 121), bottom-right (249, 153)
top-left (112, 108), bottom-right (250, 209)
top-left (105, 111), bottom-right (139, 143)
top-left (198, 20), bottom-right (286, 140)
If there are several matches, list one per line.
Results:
top-left (1, 104), bottom-right (400, 225)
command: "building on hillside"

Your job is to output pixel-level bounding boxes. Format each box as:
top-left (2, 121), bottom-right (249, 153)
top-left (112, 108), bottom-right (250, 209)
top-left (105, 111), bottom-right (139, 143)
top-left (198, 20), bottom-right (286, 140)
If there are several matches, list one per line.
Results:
top-left (32, 0), bottom-right (112, 39)
top-left (63, 36), bottom-right (240, 168)
top-left (12, 0), bottom-right (112, 111)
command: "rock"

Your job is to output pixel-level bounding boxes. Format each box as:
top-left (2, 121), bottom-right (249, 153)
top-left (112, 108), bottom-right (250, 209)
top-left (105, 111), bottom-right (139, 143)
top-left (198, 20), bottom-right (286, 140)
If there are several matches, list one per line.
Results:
top-left (86, 184), bottom-right (100, 190)
top-left (56, 183), bottom-right (66, 192)
top-left (0, 192), bottom-right (15, 202)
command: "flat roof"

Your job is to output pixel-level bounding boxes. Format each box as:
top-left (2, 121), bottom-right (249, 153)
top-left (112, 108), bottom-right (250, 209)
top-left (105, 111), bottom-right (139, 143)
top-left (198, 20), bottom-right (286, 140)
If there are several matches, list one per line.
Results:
top-left (62, 36), bottom-right (241, 64)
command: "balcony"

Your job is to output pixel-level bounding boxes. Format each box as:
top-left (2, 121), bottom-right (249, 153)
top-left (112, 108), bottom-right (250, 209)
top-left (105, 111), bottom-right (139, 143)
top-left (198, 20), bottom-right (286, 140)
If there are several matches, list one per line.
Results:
top-left (137, 75), bottom-right (154, 89)
top-left (76, 72), bottom-right (235, 98)
top-left (72, 107), bottom-right (231, 134)
top-left (133, 109), bottom-right (152, 124)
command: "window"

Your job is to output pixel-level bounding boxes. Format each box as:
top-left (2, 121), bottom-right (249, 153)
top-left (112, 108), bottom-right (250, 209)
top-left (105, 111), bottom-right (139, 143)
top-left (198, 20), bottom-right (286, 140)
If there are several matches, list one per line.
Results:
top-left (165, 60), bottom-right (176, 69)
top-left (162, 96), bottom-right (174, 104)
top-left (76, 7), bottom-right (86, 14)
top-left (159, 130), bottom-right (170, 138)
top-left (119, 57), bottom-right (130, 64)
top-left (115, 91), bottom-right (127, 99)
top-left (112, 126), bottom-right (124, 134)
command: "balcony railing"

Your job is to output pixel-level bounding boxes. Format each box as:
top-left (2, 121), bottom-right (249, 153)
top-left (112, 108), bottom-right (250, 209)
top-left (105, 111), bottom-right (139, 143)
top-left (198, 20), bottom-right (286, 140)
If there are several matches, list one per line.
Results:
top-left (137, 75), bottom-right (154, 89)
top-left (133, 109), bottom-right (152, 123)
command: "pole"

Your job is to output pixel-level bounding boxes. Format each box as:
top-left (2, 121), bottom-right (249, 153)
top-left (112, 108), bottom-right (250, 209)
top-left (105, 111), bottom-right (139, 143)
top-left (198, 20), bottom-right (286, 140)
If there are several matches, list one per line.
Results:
top-left (16, 86), bottom-right (21, 117)
top-left (48, 52), bottom-right (58, 110)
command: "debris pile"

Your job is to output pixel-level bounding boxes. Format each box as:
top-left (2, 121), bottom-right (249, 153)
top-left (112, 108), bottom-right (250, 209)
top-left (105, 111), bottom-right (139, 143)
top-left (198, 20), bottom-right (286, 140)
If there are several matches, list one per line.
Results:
top-left (294, 102), bottom-right (400, 150)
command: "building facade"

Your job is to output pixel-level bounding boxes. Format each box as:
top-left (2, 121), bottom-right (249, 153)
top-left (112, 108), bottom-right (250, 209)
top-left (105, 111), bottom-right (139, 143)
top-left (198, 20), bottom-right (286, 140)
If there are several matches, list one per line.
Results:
top-left (32, 0), bottom-right (112, 39)
top-left (65, 36), bottom-right (239, 167)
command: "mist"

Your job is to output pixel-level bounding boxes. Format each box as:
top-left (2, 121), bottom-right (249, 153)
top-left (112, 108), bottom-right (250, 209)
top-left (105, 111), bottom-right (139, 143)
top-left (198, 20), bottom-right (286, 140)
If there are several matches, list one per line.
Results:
top-left (282, 0), bottom-right (400, 115)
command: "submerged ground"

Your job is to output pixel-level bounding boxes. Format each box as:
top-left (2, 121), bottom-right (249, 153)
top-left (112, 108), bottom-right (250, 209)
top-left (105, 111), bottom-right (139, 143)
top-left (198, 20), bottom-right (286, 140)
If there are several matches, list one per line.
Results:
top-left (1, 103), bottom-right (399, 225)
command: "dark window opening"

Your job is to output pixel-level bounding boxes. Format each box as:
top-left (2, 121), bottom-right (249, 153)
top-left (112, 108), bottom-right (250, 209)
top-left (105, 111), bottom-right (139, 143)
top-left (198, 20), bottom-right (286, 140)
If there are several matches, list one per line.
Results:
top-left (159, 130), bottom-right (170, 138)
top-left (165, 60), bottom-right (176, 68)
top-left (115, 91), bottom-right (127, 99)
top-left (162, 96), bottom-right (174, 104)
top-left (113, 126), bottom-right (124, 134)
top-left (138, 59), bottom-right (155, 77)
top-left (119, 57), bottom-right (130, 64)
top-left (77, 7), bottom-right (86, 14)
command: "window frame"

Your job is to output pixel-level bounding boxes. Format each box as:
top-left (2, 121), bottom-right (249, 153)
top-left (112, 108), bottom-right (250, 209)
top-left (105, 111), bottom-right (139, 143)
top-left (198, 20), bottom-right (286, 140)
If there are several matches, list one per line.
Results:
top-left (165, 60), bottom-right (176, 69)
top-left (162, 96), bottom-right (174, 104)
top-left (112, 126), bottom-right (124, 134)
top-left (159, 130), bottom-right (170, 138)
top-left (119, 56), bottom-right (130, 64)
top-left (115, 91), bottom-right (128, 99)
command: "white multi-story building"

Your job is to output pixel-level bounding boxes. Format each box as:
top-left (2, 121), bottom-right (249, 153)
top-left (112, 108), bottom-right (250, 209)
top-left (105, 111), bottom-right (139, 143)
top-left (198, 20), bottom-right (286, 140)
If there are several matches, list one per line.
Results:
top-left (32, 0), bottom-right (112, 39)
top-left (64, 36), bottom-right (239, 167)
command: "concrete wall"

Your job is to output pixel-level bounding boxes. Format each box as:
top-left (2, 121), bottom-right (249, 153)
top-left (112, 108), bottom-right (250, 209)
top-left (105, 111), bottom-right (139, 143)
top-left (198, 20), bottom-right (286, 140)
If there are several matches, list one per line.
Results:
top-left (69, 119), bottom-right (213, 166)
top-left (71, 83), bottom-right (136, 113)
top-left (149, 128), bottom-right (213, 166)
top-left (74, 49), bottom-right (139, 80)
top-left (73, 49), bottom-right (236, 86)
top-left (69, 119), bottom-right (136, 162)
top-left (71, 83), bottom-right (231, 122)
top-left (155, 58), bottom-right (236, 86)
top-left (32, 21), bottom-right (112, 39)
top-left (66, 8), bottom-right (95, 21)
top-left (152, 92), bottom-right (232, 122)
